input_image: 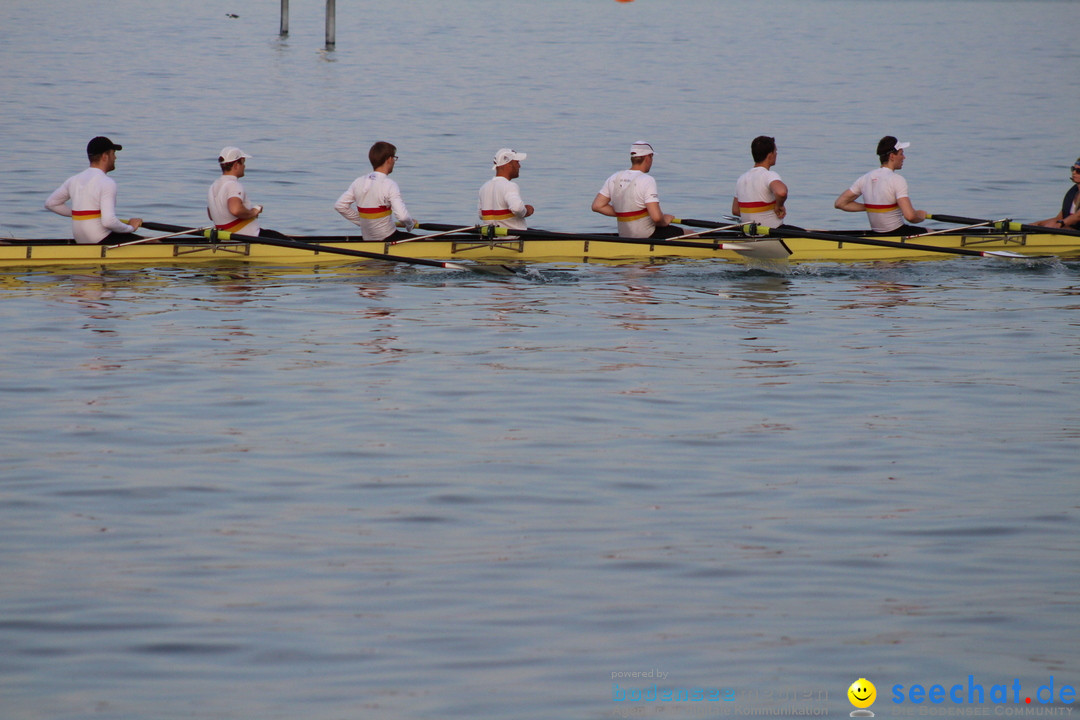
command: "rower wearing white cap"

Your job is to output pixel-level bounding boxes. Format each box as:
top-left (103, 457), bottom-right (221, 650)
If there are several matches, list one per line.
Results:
top-left (208, 146), bottom-right (263, 236)
top-left (592, 141), bottom-right (678, 239)
top-left (335, 141), bottom-right (416, 242)
top-left (835, 135), bottom-right (926, 235)
top-left (478, 148), bottom-right (534, 232)
top-left (45, 136), bottom-right (143, 244)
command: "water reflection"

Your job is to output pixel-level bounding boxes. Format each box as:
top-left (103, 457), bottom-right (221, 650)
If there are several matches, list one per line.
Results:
top-left (722, 275), bottom-right (795, 328)
top-left (719, 276), bottom-right (797, 383)
top-left (67, 282), bottom-right (120, 322)
top-left (614, 265), bottom-right (666, 307)
top-left (840, 280), bottom-right (921, 311)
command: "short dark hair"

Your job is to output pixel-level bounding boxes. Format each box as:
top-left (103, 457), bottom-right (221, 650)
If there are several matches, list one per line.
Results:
top-left (877, 136), bottom-right (899, 164)
top-left (751, 136), bottom-right (776, 163)
top-left (369, 141), bottom-right (397, 169)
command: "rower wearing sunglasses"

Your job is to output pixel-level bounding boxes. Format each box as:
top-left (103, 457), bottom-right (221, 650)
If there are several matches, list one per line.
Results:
top-left (334, 141), bottom-right (416, 242)
top-left (1034, 158), bottom-right (1080, 230)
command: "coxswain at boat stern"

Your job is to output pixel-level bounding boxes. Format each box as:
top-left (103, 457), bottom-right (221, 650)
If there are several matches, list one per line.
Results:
top-left (334, 141), bottom-right (417, 242)
top-left (478, 148), bottom-right (535, 232)
top-left (592, 140), bottom-right (682, 240)
top-left (1033, 157), bottom-right (1080, 230)
top-left (44, 136), bottom-right (143, 244)
top-left (208, 146), bottom-right (264, 236)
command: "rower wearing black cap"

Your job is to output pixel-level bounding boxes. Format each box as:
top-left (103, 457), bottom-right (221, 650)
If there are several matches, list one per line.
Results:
top-left (45, 136), bottom-right (143, 244)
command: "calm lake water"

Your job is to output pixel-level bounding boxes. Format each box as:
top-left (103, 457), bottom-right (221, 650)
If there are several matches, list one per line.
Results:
top-left (2, 1), bottom-right (1079, 719)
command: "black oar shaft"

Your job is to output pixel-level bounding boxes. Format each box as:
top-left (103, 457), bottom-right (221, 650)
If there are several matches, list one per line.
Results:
top-left (419, 223), bottom-right (748, 250)
top-left (681, 216), bottom-right (1015, 258)
top-left (674, 217), bottom-right (730, 229)
top-left (497, 227), bottom-right (746, 250)
top-left (415, 223), bottom-right (480, 233)
top-left (752, 225), bottom-right (1026, 258)
top-left (927, 213), bottom-right (1080, 239)
top-left (926, 213), bottom-right (994, 226)
top-left (419, 222), bottom-right (789, 259)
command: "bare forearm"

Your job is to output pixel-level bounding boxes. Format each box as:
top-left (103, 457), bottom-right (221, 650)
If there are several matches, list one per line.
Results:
top-left (898, 197), bottom-right (926, 224)
top-left (591, 194), bottom-right (615, 217)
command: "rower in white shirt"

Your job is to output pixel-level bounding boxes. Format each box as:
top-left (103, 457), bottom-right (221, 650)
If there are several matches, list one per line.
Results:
top-left (45, 136), bottom-right (143, 244)
top-left (835, 136), bottom-right (927, 235)
top-left (334, 141), bottom-right (416, 242)
top-left (732, 135), bottom-right (790, 228)
top-left (478, 148), bottom-right (535, 232)
top-left (207, 146), bottom-right (263, 236)
top-left (591, 141), bottom-right (679, 239)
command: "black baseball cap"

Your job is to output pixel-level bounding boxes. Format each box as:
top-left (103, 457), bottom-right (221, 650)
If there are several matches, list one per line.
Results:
top-left (87, 136), bottom-right (123, 156)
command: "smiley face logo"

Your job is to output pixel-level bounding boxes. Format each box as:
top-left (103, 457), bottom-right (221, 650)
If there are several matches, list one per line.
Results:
top-left (848, 678), bottom-right (877, 709)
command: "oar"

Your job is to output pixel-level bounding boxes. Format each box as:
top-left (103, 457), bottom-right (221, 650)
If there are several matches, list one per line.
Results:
top-left (669, 223), bottom-right (744, 240)
top-left (926, 213), bottom-right (1080, 239)
top-left (418, 221), bottom-right (747, 242)
top-left (672, 217), bottom-right (747, 230)
top-left (136, 221), bottom-right (518, 276)
top-left (902, 220), bottom-right (996, 240)
top-left (438, 224), bottom-right (792, 261)
top-left (740, 223), bottom-right (1041, 259)
top-left (391, 223), bottom-right (480, 245)
top-left (107, 225), bottom-right (213, 249)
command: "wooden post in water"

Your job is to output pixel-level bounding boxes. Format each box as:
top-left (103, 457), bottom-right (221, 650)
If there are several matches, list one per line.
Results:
top-left (279, 0), bottom-right (289, 36)
top-left (325, 0), bottom-right (336, 48)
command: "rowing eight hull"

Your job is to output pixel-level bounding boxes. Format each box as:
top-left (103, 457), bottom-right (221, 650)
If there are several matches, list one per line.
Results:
top-left (1, 229), bottom-right (1077, 267)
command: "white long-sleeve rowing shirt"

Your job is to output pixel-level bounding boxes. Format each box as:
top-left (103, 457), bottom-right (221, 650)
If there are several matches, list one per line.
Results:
top-left (45, 167), bottom-right (136, 244)
top-left (334, 172), bottom-right (414, 241)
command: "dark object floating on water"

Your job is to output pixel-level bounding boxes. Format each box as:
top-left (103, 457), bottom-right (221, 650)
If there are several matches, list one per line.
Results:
top-left (226, 13), bottom-right (239, 18)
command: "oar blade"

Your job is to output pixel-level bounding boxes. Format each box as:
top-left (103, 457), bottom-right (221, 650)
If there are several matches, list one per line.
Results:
top-left (462, 263), bottom-right (520, 277)
top-left (983, 250), bottom-right (1044, 259)
top-left (724, 240), bottom-right (791, 260)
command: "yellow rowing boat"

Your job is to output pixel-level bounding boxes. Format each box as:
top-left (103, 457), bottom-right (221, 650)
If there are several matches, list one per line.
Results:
top-left (1, 227), bottom-right (1076, 267)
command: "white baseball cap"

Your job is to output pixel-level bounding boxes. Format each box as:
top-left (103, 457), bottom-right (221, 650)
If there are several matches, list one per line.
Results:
top-left (894, 141), bottom-right (911, 151)
top-left (493, 148), bottom-right (527, 168)
top-left (219, 146), bottom-right (252, 163)
top-left (630, 141), bottom-right (654, 157)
